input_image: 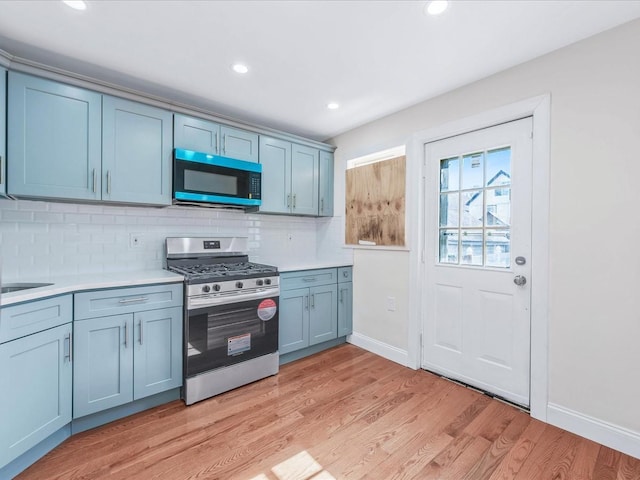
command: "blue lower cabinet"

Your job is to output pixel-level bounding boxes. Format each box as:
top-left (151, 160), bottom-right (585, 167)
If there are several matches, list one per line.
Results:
top-left (338, 282), bottom-right (353, 337)
top-left (279, 267), bottom-right (352, 360)
top-left (73, 313), bottom-right (134, 418)
top-left (309, 284), bottom-right (338, 346)
top-left (133, 307), bottom-right (182, 399)
top-left (73, 305), bottom-right (183, 419)
top-left (0, 323), bottom-right (72, 468)
top-left (279, 288), bottom-right (310, 354)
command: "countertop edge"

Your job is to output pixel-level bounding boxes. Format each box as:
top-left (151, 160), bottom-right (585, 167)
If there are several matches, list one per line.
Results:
top-left (0, 271), bottom-right (184, 307)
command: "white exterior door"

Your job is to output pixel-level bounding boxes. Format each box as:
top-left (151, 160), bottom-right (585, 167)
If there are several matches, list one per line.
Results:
top-left (422, 117), bottom-right (533, 407)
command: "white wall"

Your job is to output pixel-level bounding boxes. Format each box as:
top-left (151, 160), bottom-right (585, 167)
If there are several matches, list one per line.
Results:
top-left (330, 18), bottom-right (640, 449)
top-left (0, 198), bottom-right (350, 280)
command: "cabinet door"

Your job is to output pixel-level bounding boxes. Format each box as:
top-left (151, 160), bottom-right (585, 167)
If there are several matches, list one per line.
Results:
top-left (133, 307), bottom-right (183, 400)
top-left (102, 96), bottom-right (172, 205)
top-left (220, 125), bottom-right (259, 163)
top-left (73, 314), bottom-right (133, 418)
top-left (0, 67), bottom-right (6, 197)
top-left (279, 287), bottom-right (309, 354)
top-left (174, 114), bottom-right (220, 155)
top-left (0, 323), bottom-right (72, 468)
top-left (291, 144), bottom-right (319, 216)
top-left (259, 136), bottom-right (292, 214)
top-left (318, 150), bottom-right (334, 217)
top-left (309, 284), bottom-right (338, 346)
top-left (338, 282), bottom-right (353, 337)
top-left (7, 72), bottom-right (102, 200)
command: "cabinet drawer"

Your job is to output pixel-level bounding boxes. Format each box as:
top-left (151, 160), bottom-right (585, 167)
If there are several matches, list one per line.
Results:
top-left (338, 267), bottom-right (352, 283)
top-left (280, 268), bottom-right (336, 290)
top-left (0, 295), bottom-right (72, 343)
top-left (74, 283), bottom-right (183, 320)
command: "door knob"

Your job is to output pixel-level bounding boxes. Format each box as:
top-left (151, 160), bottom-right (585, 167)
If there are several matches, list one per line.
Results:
top-left (513, 275), bottom-right (527, 286)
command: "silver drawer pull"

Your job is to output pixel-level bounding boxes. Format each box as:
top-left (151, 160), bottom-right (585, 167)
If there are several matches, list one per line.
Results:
top-left (118, 296), bottom-right (149, 304)
top-left (124, 322), bottom-right (128, 348)
top-left (139, 319), bottom-right (143, 345)
top-left (302, 277), bottom-right (317, 282)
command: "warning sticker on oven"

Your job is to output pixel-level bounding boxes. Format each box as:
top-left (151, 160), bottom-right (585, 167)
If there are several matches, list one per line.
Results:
top-left (257, 299), bottom-right (277, 321)
top-left (228, 333), bottom-right (251, 356)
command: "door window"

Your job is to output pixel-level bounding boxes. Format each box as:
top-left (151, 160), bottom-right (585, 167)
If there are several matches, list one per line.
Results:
top-left (438, 146), bottom-right (511, 268)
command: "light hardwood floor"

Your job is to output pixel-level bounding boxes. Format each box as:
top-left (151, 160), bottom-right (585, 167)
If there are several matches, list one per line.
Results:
top-left (17, 344), bottom-right (640, 479)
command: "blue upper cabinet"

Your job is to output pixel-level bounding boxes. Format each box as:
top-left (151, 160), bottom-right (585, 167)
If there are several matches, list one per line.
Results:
top-left (102, 96), bottom-right (172, 205)
top-left (174, 114), bottom-right (220, 155)
top-left (259, 137), bottom-right (320, 216)
top-left (319, 150), bottom-right (334, 217)
top-left (174, 114), bottom-right (259, 163)
top-left (259, 136), bottom-right (292, 214)
top-left (7, 72), bottom-right (102, 200)
top-left (0, 68), bottom-right (6, 197)
top-left (220, 125), bottom-right (259, 163)
top-left (291, 143), bottom-right (319, 216)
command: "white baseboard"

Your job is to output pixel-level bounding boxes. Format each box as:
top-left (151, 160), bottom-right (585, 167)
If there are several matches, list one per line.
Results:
top-left (547, 403), bottom-right (640, 460)
top-left (347, 332), bottom-right (413, 368)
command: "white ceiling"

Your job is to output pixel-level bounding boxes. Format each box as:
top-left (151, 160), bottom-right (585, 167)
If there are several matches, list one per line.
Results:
top-left (0, 1), bottom-right (639, 141)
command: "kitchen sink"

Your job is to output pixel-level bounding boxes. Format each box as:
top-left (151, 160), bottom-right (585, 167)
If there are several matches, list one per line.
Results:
top-left (1, 283), bottom-right (53, 294)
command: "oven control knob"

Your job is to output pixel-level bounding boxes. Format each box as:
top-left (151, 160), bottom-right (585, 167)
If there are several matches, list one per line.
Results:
top-left (213, 284), bottom-right (221, 292)
top-left (202, 285), bottom-right (211, 293)
top-left (256, 279), bottom-right (264, 286)
top-left (264, 278), bottom-right (272, 285)
top-left (236, 281), bottom-right (244, 288)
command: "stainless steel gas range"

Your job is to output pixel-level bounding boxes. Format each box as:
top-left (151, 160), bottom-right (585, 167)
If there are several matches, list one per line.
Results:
top-left (165, 236), bottom-right (279, 405)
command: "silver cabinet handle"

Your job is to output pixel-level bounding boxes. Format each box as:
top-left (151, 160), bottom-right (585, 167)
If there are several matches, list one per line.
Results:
top-left (107, 170), bottom-right (112, 195)
top-left (311, 294), bottom-right (315, 308)
top-left (293, 194), bottom-right (297, 208)
top-left (320, 198), bottom-right (324, 213)
top-left (513, 275), bottom-right (527, 286)
top-left (118, 296), bottom-right (149, 304)
top-left (340, 288), bottom-right (344, 303)
top-left (302, 277), bottom-right (317, 282)
top-left (124, 321), bottom-right (128, 348)
top-left (64, 333), bottom-right (72, 362)
top-left (305, 295), bottom-right (309, 310)
top-left (214, 133), bottom-right (218, 154)
top-left (222, 134), bottom-right (226, 155)
top-left (139, 319), bottom-right (143, 345)
top-left (287, 194), bottom-right (291, 208)
top-left (92, 168), bottom-right (97, 193)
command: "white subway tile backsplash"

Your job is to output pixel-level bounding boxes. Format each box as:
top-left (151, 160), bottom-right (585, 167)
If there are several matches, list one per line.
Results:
top-left (0, 199), bottom-right (348, 280)
top-left (3, 210), bottom-right (34, 222)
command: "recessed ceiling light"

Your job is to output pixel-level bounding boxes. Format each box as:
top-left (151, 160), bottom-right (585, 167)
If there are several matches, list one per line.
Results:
top-left (327, 102), bottom-right (340, 110)
top-left (232, 63), bottom-right (249, 74)
top-left (63, 0), bottom-right (87, 10)
top-left (425, 0), bottom-right (448, 16)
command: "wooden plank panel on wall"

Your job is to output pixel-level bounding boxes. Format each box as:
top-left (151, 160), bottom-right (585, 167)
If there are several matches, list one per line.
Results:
top-left (345, 155), bottom-right (405, 246)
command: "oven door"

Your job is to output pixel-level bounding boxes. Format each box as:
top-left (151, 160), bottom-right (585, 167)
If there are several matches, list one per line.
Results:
top-left (185, 293), bottom-right (278, 378)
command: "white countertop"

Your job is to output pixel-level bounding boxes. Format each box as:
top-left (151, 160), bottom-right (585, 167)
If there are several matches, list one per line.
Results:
top-left (260, 259), bottom-right (352, 273)
top-left (0, 270), bottom-right (184, 307)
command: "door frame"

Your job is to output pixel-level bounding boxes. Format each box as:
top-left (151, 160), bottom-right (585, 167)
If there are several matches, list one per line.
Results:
top-left (406, 94), bottom-right (550, 421)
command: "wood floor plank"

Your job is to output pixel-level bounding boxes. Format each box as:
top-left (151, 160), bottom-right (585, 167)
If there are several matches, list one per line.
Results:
top-left (14, 344), bottom-right (640, 480)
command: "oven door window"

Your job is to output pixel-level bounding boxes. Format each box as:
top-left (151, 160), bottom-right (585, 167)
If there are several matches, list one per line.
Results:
top-left (186, 297), bottom-right (279, 377)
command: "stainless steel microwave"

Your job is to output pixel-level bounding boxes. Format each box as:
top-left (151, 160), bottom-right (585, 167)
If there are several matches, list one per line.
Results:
top-left (173, 148), bottom-right (261, 208)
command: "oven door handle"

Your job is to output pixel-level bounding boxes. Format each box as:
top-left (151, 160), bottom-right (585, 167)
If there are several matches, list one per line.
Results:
top-left (187, 288), bottom-right (279, 310)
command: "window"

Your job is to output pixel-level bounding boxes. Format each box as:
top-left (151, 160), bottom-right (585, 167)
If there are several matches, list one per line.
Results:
top-left (438, 146), bottom-right (511, 268)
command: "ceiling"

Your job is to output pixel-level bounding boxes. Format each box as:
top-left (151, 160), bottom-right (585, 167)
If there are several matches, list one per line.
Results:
top-left (0, 1), bottom-right (639, 142)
